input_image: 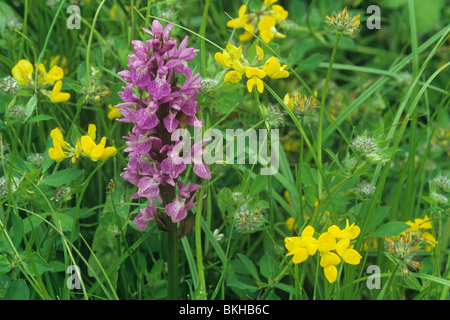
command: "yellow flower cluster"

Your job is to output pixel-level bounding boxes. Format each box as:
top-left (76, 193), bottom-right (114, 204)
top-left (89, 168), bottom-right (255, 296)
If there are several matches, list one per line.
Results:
top-left (215, 43), bottom-right (289, 93)
top-left (49, 124), bottom-right (116, 163)
top-left (285, 220), bottom-right (362, 283)
top-left (401, 215), bottom-right (437, 251)
top-left (11, 59), bottom-right (70, 103)
top-left (227, 0), bottom-right (288, 43)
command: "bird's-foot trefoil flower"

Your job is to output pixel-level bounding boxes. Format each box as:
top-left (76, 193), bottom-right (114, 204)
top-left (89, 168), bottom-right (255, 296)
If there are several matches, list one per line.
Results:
top-left (215, 44), bottom-right (289, 94)
top-left (11, 58), bottom-right (70, 103)
top-left (226, 1), bottom-right (288, 44)
top-left (48, 124), bottom-right (116, 163)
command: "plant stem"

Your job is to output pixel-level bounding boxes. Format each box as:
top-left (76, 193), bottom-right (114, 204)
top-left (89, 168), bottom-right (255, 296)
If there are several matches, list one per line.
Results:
top-left (86, 0), bottom-right (106, 79)
top-left (167, 223), bottom-right (179, 300)
top-left (200, 0), bottom-right (211, 77)
top-left (195, 181), bottom-right (207, 299)
top-left (317, 34), bottom-right (340, 202)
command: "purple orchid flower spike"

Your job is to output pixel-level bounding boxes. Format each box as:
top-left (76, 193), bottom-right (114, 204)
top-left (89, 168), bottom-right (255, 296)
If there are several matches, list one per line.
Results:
top-left (116, 19), bottom-right (211, 232)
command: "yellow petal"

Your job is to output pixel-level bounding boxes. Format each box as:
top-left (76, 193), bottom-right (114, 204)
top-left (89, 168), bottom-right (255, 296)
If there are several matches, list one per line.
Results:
top-left (264, 0), bottom-right (278, 6)
top-left (320, 251), bottom-right (341, 267)
top-left (421, 232), bottom-right (437, 246)
top-left (49, 80), bottom-right (70, 103)
top-left (44, 65), bottom-right (64, 84)
top-left (246, 77), bottom-right (255, 93)
top-left (285, 217), bottom-right (297, 230)
top-left (99, 146), bottom-right (117, 161)
top-left (255, 45), bottom-right (265, 62)
top-left (90, 137), bottom-right (106, 161)
top-left (271, 5), bottom-right (288, 21)
top-left (224, 71), bottom-right (242, 84)
top-left (255, 77), bottom-right (264, 93)
top-left (80, 135), bottom-right (96, 156)
top-left (226, 5), bottom-right (248, 29)
top-left (292, 247), bottom-right (309, 264)
top-left (232, 59), bottom-right (245, 74)
top-left (302, 236), bottom-right (319, 255)
top-left (244, 67), bottom-right (266, 79)
top-left (75, 138), bottom-right (82, 158)
top-left (335, 238), bottom-right (350, 257)
top-left (318, 232), bottom-right (336, 252)
top-left (49, 141), bottom-right (66, 162)
top-left (301, 225), bottom-right (315, 238)
top-left (263, 56), bottom-right (289, 79)
top-left (323, 265), bottom-right (338, 283)
top-left (284, 236), bottom-right (302, 253)
top-left (258, 15), bottom-right (276, 31)
top-left (87, 124), bottom-right (97, 140)
top-left (328, 225), bottom-right (344, 238)
top-left (226, 43), bottom-right (243, 59)
top-left (342, 220), bottom-right (360, 239)
top-left (11, 59), bottom-right (33, 85)
top-left (283, 93), bottom-right (294, 111)
top-left (214, 50), bottom-right (233, 69)
top-left (341, 248), bottom-right (362, 265)
top-left (108, 104), bottom-right (123, 120)
top-left (50, 127), bottom-right (69, 149)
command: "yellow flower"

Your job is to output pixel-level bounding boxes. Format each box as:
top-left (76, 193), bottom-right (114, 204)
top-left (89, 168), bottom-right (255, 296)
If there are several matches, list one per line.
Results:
top-left (11, 59), bottom-right (34, 85)
top-left (214, 49), bottom-right (233, 69)
top-left (50, 127), bottom-right (69, 149)
top-left (285, 226), bottom-right (318, 264)
top-left (335, 238), bottom-right (362, 265)
top-left (224, 71), bottom-right (242, 84)
top-left (285, 216), bottom-right (298, 231)
top-left (400, 214), bottom-right (437, 251)
top-left (318, 221), bottom-right (362, 283)
top-left (239, 24), bottom-right (256, 42)
top-left (264, 0), bottom-right (278, 6)
top-left (49, 140), bottom-right (67, 162)
top-left (226, 2), bottom-right (288, 44)
top-left (320, 251), bottom-right (341, 283)
top-left (258, 15), bottom-right (277, 44)
top-left (43, 65), bottom-right (64, 85)
top-left (80, 124), bottom-right (117, 161)
top-left (271, 5), bottom-right (288, 21)
top-left (12, 59), bottom-right (65, 87)
top-left (48, 125), bottom-right (116, 163)
top-left (263, 56), bottom-right (289, 79)
top-left (48, 80), bottom-right (70, 103)
top-left (108, 104), bottom-right (123, 120)
top-left (226, 5), bottom-right (248, 29)
top-left (318, 231), bottom-right (336, 252)
top-left (245, 67), bottom-right (266, 93)
top-left (48, 128), bottom-right (71, 162)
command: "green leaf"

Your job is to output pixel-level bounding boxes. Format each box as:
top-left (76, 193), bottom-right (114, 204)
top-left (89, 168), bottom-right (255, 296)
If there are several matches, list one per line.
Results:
top-left (295, 53), bottom-right (325, 72)
top-left (0, 255), bottom-right (11, 273)
top-left (23, 95), bottom-right (37, 121)
top-left (25, 252), bottom-right (54, 275)
top-left (227, 276), bottom-right (258, 293)
top-left (373, 221), bottom-right (410, 238)
top-left (4, 279), bottom-right (29, 300)
top-left (238, 253), bottom-right (260, 282)
top-left (42, 168), bottom-right (84, 187)
top-left (29, 114), bottom-right (53, 123)
top-left (250, 174), bottom-right (267, 195)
